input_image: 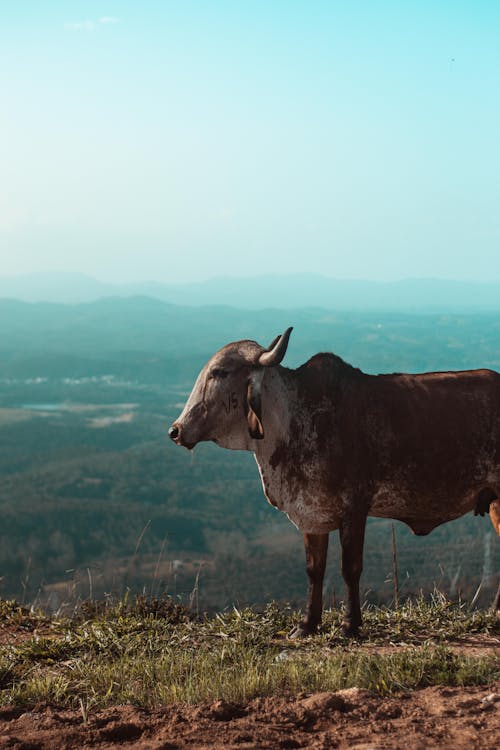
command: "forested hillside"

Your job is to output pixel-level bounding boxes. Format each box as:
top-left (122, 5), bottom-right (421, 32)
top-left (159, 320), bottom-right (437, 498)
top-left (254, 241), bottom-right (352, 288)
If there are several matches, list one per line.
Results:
top-left (0, 298), bottom-right (498, 609)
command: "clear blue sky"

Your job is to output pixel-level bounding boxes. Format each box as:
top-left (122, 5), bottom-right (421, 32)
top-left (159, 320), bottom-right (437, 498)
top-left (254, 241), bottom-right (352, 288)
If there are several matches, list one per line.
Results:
top-left (0, 1), bottom-right (499, 282)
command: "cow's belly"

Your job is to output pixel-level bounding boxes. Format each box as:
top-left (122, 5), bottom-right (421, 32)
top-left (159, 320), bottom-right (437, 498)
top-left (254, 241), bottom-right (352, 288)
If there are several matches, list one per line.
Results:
top-left (369, 480), bottom-right (483, 534)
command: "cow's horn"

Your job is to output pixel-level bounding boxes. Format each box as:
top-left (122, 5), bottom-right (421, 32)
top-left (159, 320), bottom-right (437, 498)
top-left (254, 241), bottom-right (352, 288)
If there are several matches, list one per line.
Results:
top-left (265, 334), bottom-right (281, 352)
top-left (259, 327), bottom-right (293, 366)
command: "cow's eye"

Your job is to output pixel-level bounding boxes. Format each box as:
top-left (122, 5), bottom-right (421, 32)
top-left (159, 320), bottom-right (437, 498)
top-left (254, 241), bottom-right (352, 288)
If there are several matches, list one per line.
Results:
top-left (210, 368), bottom-right (229, 379)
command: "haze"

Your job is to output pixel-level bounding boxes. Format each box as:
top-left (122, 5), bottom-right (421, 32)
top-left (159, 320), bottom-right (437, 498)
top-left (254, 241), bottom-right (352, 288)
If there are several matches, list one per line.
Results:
top-left (1, 1), bottom-right (499, 284)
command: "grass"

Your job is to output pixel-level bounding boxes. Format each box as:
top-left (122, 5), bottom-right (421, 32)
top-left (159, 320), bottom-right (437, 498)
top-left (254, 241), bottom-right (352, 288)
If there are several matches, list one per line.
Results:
top-left (0, 596), bottom-right (498, 709)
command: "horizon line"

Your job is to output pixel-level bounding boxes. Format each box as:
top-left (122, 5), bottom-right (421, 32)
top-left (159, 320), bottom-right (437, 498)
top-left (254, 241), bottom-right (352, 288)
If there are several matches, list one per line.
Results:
top-left (3, 271), bottom-right (500, 287)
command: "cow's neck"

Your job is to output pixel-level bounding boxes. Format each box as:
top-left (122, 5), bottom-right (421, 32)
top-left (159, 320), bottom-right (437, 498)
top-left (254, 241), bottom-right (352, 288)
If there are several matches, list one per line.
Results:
top-left (252, 367), bottom-right (295, 500)
top-left (254, 367), bottom-right (294, 458)
top-left (251, 366), bottom-right (342, 532)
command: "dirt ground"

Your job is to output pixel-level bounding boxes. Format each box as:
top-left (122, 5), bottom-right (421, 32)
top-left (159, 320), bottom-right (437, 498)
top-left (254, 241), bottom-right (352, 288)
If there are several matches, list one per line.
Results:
top-left (1, 615), bottom-right (498, 749)
top-left (0, 683), bottom-right (498, 750)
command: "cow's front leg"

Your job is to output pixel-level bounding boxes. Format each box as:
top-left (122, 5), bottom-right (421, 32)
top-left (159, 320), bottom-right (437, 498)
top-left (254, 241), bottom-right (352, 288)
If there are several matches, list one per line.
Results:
top-left (339, 514), bottom-right (366, 637)
top-left (290, 532), bottom-right (329, 637)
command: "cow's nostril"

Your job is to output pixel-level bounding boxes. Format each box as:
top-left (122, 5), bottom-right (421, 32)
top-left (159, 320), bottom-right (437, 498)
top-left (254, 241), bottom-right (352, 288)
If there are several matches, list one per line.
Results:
top-left (169, 424), bottom-right (180, 442)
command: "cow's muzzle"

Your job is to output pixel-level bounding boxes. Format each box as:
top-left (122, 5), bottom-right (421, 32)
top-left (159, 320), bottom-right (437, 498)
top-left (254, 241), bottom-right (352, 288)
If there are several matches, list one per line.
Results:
top-left (168, 422), bottom-right (196, 450)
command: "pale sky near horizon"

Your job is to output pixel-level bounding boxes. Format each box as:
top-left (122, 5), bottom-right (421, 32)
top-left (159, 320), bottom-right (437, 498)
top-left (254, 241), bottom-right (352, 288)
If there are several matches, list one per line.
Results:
top-left (0, 1), bottom-right (499, 283)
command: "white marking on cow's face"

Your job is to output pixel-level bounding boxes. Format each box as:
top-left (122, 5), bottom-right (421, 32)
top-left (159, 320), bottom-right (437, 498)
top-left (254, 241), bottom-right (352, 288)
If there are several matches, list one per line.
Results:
top-left (172, 348), bottom-right (260, 451)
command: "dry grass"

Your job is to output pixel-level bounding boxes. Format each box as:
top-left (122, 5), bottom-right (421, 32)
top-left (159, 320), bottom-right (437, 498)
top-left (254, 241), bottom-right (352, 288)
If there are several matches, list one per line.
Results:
top-left (0, 597), bottom-right (498, 709)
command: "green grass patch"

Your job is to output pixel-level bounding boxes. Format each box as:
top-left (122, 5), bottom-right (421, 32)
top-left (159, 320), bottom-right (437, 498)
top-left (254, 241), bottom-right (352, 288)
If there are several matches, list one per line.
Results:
top-left (0, 597), bottom-right (498, 708)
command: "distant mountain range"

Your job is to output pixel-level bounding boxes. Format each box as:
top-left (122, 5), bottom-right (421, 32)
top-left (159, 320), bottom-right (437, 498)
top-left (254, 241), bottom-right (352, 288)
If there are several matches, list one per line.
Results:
top-left (2, 272), bottom-right (500, 311)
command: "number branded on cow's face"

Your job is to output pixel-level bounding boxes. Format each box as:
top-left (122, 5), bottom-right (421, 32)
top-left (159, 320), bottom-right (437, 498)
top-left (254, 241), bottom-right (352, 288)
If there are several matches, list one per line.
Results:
top-left (221, 392), bottom-right (238, 414)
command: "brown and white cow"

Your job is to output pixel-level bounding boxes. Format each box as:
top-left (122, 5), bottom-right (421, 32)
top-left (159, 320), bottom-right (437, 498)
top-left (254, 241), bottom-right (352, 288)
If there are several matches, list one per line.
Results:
top-left (169, 328), bottom-right (500, 636)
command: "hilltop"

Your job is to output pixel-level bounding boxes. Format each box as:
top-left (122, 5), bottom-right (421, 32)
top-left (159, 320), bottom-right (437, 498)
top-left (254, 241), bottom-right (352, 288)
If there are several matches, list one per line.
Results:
top-left (0, 598), bottom-right (498, 748)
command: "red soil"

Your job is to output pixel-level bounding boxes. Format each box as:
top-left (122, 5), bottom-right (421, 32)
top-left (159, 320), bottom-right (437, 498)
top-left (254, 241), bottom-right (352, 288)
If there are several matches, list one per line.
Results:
top-left (1, 683), bottom-right (498, 750)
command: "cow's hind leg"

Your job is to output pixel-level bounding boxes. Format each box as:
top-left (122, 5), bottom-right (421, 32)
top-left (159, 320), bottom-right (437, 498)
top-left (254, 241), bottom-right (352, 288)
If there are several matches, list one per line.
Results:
top-left (339, 514), bottom-right (367, 637)
top-left (489, 500), bottom-right (500, 611)
top-left (290, 533), bottom-right (329, 637)
top-left (489, 499), bottom-right (500, 535)
top-left (493, 582), bottom-right (500, 612)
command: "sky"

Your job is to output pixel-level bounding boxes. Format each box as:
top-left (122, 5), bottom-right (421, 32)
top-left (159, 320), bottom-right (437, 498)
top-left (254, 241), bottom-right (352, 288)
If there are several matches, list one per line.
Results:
top-left (0, 1), bottom-right (499, 283)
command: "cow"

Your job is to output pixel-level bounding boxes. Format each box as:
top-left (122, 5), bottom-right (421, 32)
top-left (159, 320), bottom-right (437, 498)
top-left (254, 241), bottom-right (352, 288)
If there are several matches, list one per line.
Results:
top-left (169, 328), bottom-right (500, 636)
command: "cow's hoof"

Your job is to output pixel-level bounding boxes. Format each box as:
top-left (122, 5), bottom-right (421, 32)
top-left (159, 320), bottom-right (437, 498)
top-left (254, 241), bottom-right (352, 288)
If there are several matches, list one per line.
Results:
top-left (288, 622), bottom-right (316, 639)
top-left (341, 623), bottom-right (361, 639)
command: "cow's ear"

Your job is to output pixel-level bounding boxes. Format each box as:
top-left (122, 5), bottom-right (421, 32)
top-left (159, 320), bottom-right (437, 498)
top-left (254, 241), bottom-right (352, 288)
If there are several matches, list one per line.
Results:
top-left (246, 371), bottom-right (264, 440)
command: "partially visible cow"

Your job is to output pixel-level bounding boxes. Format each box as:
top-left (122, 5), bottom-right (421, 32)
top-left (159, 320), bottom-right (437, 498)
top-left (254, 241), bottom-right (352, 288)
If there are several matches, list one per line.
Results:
top-left (169, 328), bottom-right (500, 636)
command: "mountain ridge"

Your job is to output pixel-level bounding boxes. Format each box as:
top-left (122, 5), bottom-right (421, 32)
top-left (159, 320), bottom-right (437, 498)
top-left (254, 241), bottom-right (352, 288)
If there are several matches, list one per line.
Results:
top-left (3, 272), bottom-right (500, 311)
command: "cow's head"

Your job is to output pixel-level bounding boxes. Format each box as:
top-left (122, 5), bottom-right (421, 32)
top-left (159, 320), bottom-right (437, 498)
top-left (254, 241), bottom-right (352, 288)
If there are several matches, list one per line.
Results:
top-left (169, 327), bottom-right (293, 450)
